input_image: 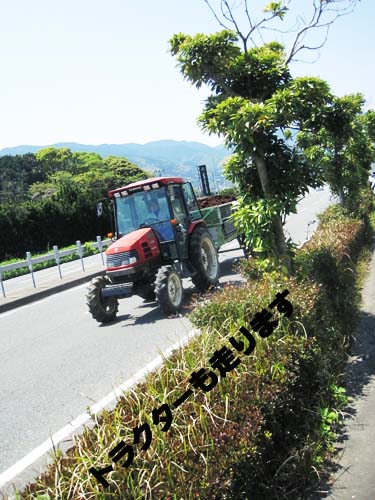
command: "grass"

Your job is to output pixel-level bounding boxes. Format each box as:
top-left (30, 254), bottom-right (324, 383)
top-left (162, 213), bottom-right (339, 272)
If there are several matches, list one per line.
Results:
top-left (4, 200), bottom-right (375, 500)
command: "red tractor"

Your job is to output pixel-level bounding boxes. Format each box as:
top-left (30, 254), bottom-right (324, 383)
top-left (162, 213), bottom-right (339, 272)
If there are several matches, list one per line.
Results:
top-left (87, 176), bottom-right (223, 323)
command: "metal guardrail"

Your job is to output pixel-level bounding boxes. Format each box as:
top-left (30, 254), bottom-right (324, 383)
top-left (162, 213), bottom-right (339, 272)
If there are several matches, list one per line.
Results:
top-left (0, 236), bottom-right (111, 298)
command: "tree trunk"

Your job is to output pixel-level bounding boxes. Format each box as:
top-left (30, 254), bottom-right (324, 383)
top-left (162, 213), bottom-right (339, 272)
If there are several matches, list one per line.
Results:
top-left (338, 188), bottom-right (345, 205)
top-left (253, 151), bottom-right (293, 275)
top-left (334, 149), bottom-right (345, 206)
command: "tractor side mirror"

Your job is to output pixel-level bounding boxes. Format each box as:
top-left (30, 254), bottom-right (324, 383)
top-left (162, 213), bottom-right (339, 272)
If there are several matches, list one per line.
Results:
top-left (96, 202), bottom-right (103, 217)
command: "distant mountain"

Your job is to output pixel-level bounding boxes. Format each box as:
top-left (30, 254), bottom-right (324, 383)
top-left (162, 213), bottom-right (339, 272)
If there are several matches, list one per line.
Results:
top-left (0, 140), bottom-right (233, 188)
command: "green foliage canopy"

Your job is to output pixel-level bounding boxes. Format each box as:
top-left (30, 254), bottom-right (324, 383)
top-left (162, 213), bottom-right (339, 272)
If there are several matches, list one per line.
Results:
top-left (0, 148), bottom-right (148, 259)
top-left (170, 30), bottom-right (334, 266)
top-left (299, 94), bottom-right (375, 211)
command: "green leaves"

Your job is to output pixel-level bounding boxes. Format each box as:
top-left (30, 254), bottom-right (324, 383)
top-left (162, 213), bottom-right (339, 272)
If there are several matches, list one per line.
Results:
top-left (170, 31), bottom-right (290, 98)
top-left (0, 147), bottom-right (148, 260)
top-left (169, 30), bottom-right (241, 91)
top-left (263, 1), bottom-right (289, 19)
top-left (170, 23), bottom-right (372, 264)
top-left (301, 92), bottom-right (374, 212)
top-left (230, 195), bottom-right (282, 255)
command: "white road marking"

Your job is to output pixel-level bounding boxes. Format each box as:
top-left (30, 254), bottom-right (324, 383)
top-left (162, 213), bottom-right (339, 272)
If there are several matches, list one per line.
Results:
top-left (0, 328), bottom-right (200, 488)
top-left (0, 284), bottom-right (88, 318)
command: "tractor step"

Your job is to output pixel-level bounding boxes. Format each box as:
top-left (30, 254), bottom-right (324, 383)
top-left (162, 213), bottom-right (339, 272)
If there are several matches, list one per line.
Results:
top-left (101, 282), bottom-right (133, 298)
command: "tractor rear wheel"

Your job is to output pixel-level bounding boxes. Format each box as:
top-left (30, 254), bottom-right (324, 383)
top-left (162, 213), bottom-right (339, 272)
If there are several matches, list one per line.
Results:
top-left (189, 226), bottom-right (220, 292)
top-left (155, 266), bottom-right (183, 315)
top-left (86, 275), bottom-right (119, 324)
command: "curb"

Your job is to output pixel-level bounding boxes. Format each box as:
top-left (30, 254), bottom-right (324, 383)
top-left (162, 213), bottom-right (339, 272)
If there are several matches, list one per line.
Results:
top-left (0, 270), bottom-right (105, 314)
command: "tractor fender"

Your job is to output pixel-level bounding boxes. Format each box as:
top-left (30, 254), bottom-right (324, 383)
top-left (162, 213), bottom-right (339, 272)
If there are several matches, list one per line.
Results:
top-left (187, 220), bottom-right (206, 235)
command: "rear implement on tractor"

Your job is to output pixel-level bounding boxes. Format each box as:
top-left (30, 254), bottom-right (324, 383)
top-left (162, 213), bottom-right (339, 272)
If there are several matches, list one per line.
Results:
top-left (87, 176), bottom-right (247, 323)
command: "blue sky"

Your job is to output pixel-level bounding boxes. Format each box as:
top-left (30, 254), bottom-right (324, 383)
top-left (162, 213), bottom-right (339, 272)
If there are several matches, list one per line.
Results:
top-left (0, 0), bottom-right (373, 149)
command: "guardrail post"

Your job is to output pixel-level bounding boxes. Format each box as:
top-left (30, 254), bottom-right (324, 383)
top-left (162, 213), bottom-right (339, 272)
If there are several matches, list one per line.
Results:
top-left (96, 236), bottom-right (104, 265)
top-left (53, 245), bottom-right (62, 279)
top-left (76, 240), bottom-right (85, 272)
top-left (26, 251), bottom-right (36, 288)
top-left (0, 269), bottom-right (5, 298)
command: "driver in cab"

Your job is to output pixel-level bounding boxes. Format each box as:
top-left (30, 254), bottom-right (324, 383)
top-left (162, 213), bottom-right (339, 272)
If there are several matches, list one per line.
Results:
top-left (150, 199), bottom-right (162, 219)
top-left (147, 196), bottom-right (174, 241)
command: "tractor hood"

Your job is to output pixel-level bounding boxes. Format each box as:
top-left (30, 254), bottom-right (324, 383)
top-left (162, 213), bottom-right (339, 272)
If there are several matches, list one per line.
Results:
top-left (106, 228), bottom-right (153, 255)
top-left (105, 228), bottom-right (160, 271)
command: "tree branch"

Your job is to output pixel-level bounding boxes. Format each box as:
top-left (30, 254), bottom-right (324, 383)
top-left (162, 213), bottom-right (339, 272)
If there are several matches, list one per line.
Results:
top-left (286, 0), bottom-right (359, 64)
top-left (203, 0), bottom-right (359, 63)
top-left (222, 0), bottom-right (249, 51)
top-left (203, 0), bottom-right (231, 31)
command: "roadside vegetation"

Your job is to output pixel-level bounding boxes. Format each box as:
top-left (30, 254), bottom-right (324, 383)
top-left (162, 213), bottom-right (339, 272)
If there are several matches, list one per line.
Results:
top-left (7, 190), bottom-right (374, 499)
top-left (0, 149), bottom-right (149, 261)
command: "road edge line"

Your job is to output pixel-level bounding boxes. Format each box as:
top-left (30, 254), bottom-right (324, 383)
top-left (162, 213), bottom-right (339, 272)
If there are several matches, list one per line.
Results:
top-left (0, 328), bottom-right (200, 490)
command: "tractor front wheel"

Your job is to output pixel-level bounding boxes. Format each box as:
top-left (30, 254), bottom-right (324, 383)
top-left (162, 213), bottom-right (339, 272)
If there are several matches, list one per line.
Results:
top-left (86, 275), bottom-right (119, 324)
top-left (155, 266), bottom-right (183, 315)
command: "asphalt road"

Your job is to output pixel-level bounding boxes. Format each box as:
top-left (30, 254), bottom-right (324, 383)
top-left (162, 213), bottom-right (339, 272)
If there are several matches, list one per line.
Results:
top-left (0, 186), bottom-right (333, 494)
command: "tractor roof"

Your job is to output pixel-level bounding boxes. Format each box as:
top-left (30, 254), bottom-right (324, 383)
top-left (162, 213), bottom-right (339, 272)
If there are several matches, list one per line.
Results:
top-left (109, 176), bottom-right (184, 198)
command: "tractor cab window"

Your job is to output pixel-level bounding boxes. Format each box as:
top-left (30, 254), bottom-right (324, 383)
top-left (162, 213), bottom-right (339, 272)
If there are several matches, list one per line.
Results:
top-left (168, 184), bottom-right (187, 224)
top-left (182, 182), bottom-right (201, 221)
top-left (115, 187), bottom-right (174, 242)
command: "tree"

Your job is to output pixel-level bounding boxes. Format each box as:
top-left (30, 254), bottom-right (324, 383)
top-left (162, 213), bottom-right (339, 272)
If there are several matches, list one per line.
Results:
top-left (35, 147), bottom-right (80, 176)
top-left (104, 156), bottom-right (150, 186)
top-left (170, 33), bottom-right (329, 270)
top-left (300, 94), bottom-right (375, 211)
top-left (169, 1), bottom-right (359, 272)
top-left (0, 154), bottom-right (40, 202)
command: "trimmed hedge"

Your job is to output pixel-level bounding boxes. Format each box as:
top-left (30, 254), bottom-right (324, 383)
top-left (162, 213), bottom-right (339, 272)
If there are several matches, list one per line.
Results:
top-left (12, 204), bottom-right (373, 500)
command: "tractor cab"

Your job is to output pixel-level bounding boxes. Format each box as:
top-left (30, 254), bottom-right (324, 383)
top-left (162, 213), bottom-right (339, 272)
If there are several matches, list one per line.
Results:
top-left (109, 177), bottom-right (202, 262)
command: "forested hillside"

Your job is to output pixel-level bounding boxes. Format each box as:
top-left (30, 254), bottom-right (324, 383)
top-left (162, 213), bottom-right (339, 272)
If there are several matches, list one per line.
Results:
top-left (0, 147), bottom-right (149, 260)
top-left (0, 140), bottom-right (231, 186)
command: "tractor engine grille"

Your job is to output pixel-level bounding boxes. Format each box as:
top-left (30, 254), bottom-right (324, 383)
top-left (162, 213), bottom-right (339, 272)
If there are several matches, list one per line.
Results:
top-left (106, 251), bottom-right (134, 268)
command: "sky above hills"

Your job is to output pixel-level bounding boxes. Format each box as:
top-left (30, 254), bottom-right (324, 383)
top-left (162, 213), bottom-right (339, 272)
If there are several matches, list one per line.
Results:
top-left (0, 0), bottom-right (374, 150)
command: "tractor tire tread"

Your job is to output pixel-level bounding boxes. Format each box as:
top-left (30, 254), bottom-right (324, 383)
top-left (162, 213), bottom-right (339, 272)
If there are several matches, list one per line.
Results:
top-left (86, 275), bottom-right (119, 324)
top-left (155, 266), bottom-right (183, 315)
top-left (189, 226), bottom-right (220, 292)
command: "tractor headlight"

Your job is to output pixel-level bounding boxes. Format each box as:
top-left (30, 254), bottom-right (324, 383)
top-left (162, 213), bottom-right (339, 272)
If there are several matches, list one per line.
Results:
top-left (121, 256), bottom-right (137, 266)
top-left (106, 249), bottom-right (139, 269)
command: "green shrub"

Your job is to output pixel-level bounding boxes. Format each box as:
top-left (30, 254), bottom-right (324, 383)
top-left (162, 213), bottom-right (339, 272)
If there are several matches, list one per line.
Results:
top-left (219, 186), bottom-right (240, 197)
top-left (13, 202), bottom-right (374, 500)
